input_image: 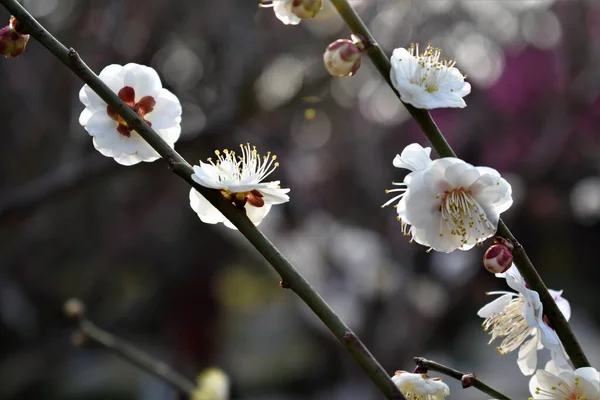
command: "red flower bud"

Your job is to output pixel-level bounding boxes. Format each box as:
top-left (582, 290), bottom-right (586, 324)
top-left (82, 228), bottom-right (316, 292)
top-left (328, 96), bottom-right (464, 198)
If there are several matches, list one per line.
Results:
top-left (483, 244), bottom-right (513, 274)
top-left (0, 17), bottom-right (29, 58)
top-left (323, 39), bottom-right (362, 77)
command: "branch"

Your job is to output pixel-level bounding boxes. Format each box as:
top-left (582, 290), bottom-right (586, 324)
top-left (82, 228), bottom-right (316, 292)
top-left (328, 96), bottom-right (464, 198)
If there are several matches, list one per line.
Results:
top-left (329, 0), bottom-right (589, 369)
top-left (0, 2), bottom-right (404, 398)
top-left (64, 299), bottom-right (196, 394)
top-left (413, 357), bottom-right (512, 400)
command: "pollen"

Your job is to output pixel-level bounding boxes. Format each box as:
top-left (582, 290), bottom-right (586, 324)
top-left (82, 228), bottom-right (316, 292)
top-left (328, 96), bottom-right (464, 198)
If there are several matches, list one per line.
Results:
top-left (439, 187), bottom-right (494, 248)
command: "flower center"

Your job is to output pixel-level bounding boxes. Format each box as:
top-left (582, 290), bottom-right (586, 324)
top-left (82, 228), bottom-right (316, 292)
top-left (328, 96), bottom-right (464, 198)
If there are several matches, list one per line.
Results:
top-left (221, 189), bottom-right (265, 208)
top-left (482, 295), bottom-right (533, 354)
top-left (106, 86), bottom-right (155, 137)
top-left (407, 43), bottom-right (459, 94)
top-left (438, 187), bottom-right (494, 247)
top-left (207, 144), bottom-right (279, 187)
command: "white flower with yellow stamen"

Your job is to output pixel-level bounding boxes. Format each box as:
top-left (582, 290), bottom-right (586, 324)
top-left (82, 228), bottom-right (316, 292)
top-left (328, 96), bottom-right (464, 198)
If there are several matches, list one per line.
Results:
top-left (478, 265), bottom-right (571, 376)
top-left (382, 143), bottom-right (512, 253)
top-left (189, 143), bottom-right (290, 229)
top-left (390, 44), bottom-right (471, 109)
top-left (529, 363), bottom-right (600, 400)
top-left (392, 371), bottom-right (449, 400)
top-left (79, 63), bottom-right (182, 166)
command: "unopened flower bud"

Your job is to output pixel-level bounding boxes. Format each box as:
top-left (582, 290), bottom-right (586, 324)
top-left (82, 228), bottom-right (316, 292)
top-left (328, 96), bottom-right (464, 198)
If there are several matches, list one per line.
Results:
top-left (323, 39), bottom-right (362, 77)
top-left (291, 0), bottom-right (322, 19)
top-left (483, 244), bottom-right (513, 274)
top-left (0, 17), bottom-right (29, 58)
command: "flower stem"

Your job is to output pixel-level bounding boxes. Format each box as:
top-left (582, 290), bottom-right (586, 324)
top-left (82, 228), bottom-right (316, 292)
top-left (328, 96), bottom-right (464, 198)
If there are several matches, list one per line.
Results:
top-left (413, 357), bottom-right (513, 400)
top-left (77, 319), bottom-right (197, 394)
top-left (329, 0), bottom-right (590, 369)
top-left (0, 1), bottom-right (404, 398)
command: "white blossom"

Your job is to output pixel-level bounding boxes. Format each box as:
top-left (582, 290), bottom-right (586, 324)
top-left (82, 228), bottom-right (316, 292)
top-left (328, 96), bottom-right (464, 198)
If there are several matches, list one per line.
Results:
top-left (79, 63), bottom-right (181, 165)
top-left (390, 44), bottom-right (471, 109)
top-left (189, 144), bottom-right (290, 229)
top-left (392, 371), bottom-right (449, 400)
top-left (529, 363), bottom-right (600, 400)
top-left (478, 265), bottom-right (571, 376)
top-left (382, 143), bottom-right (512, 253)
top-left (259, 0), bottom-right (301, 25)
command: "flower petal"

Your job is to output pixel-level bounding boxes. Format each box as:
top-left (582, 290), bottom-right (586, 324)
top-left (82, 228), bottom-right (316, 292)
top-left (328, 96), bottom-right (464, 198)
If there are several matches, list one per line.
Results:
top-left (84, 112), bottom-right (118, 137)
top-left (189, 189), bottom-right (226, 225)
top-left (123, 63), bottom-right (162, 99)
top-left (146, 88), bottom-right (182, 129)
top-left (477, 293), bottom-right (513, 318)
top-left (517, 335), bottom-right (539, 376)
top-left (392, 143), bottom-right (433, 172)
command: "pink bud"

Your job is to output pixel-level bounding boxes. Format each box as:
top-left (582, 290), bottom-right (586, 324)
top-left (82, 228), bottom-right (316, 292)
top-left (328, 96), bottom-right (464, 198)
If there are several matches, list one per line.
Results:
top-left (0, 17), bottom-right (29, 58)
top-left (291, 0), bottom-right (322, 19)
top-left (323, 39), bottom-right (362, 77)
top-left (483, 244), bottom-right (513, 274)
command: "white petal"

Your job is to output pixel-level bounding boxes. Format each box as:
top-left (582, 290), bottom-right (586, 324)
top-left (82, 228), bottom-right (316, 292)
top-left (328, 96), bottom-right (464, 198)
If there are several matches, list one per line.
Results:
top-left (98, 64), bottom-right (124, 78)
top-left (273, 0), bottom-right (301, 25)
top-left (244, 204), bottom-right (272, 226)
top-left (445, 162), bottom-right (480, 188)
top-left (550, 291), bottom-right (571, 321)
top-left (156, 125), bottom-right (181, 146)
top-left (403, 187), bottom-right (440, 227)
top-left (392, 143), bottom-right (433, 172)
top-left (146, 89), bottom-right (182, 129)
top-left (259, 182), bottom-right (290, 205)
top-left (574, 367), bottom-right (600, 396)
top-left (192, 162), bottom-right (227, 189)
top-left (189, 189), bottom-right (226, 225)
top-left (122, 63), bottom-right (162, 99)
top-left (113, 153), bottom-right (143, 166)
top-left (471, 175), bottom-right (513, 213)
top-left (422, 158), bottom-right (463, 192)
top-left (79, 107), bottom-right (94, 127)
top-left (477, 293), bottom-right (513, 318)
top-left (517, 335), bottom-right (539, 376)
top-left (529, 369), bottom-right (566, 398)
top-left (80, 75), bottom-right (124, 112)
top-left (84, 112), bottom-right (118, 137)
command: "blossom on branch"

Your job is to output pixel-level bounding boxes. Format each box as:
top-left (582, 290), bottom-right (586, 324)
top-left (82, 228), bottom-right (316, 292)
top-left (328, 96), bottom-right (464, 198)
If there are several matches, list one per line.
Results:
top-left (79, 63), bottom-right (182, 165)
top-left (189, 144), bottom-right (290, 229)
top-left (259, 0), bottom-right (322, 25)
top-left (392, 371), bottom-right (449, 400)
top-left (323, 39), bottom-right (362, 77)
top-left (390, 44), bottom-right (471, 109)
top-left (529, 363), bottom-right (600, 400)
top-left (478, 265), bottom-right (571, 376)
top-left (382, 143), bottom-right (512, 253)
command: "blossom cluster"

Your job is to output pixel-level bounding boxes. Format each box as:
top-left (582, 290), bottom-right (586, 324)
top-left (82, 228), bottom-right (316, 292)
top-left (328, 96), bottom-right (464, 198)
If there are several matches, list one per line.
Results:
top-left (69, 4), bottom-right (593, 398)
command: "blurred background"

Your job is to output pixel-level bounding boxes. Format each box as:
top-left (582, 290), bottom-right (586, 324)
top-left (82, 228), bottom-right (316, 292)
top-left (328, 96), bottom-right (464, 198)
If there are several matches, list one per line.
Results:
top-left (1, 0), bottom-right (600, 398)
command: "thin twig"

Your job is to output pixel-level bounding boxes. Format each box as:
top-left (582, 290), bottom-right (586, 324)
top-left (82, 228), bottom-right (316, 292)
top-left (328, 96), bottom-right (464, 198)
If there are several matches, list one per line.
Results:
top-left (0, 2), bottom-right (404, 398)
top-left (414, 357), bottom-right (512, 400)
top-left (328, 0), bottom-right (590, 369)
top-left (78, 319), bottom-right (197, 394)
top-left (63, 298), bottom-right (196, 394)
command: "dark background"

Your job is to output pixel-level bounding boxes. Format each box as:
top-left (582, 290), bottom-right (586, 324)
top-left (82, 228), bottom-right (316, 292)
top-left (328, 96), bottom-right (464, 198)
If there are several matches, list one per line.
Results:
top-left (1, 0), bottom-right (600, 399)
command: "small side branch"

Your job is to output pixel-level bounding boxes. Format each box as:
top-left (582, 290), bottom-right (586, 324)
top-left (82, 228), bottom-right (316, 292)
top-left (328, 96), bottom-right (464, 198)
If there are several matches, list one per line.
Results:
top-left (413, 357), bottom-right (512, 400)
top-left (64, 299), bottom-right (196, 394)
